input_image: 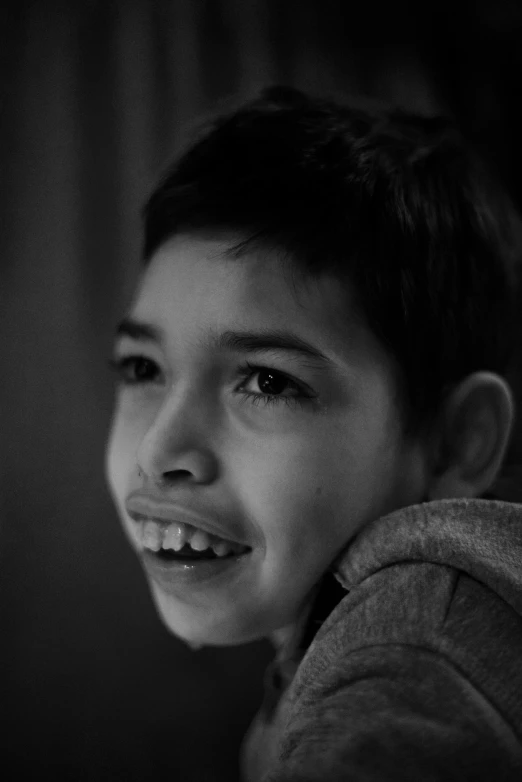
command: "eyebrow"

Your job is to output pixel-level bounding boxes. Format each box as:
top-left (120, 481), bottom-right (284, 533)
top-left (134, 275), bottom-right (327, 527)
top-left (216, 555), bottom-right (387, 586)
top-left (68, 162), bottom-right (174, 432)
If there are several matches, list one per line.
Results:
top-left (115, 317), bottom-right (336, 368)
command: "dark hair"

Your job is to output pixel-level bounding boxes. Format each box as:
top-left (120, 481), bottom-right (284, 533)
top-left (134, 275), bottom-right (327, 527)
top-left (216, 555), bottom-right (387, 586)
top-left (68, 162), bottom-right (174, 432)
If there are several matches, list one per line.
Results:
top-left (142, 86), bottom-right (521, 438)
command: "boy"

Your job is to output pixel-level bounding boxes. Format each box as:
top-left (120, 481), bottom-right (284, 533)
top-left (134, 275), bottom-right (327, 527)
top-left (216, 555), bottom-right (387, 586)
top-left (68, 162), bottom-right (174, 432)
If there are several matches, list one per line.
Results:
top-left (105, 87), bottom-right (522, 780)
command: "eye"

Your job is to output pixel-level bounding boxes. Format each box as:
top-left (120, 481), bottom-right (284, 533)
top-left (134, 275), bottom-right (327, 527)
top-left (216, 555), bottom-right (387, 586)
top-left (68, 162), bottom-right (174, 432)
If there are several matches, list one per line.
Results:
top-left (108, 355), bottom-right (161, 385)
top-left (235, 362), bottom-right (315, 411)
top-left (107, 355), bottom-right (318, 411)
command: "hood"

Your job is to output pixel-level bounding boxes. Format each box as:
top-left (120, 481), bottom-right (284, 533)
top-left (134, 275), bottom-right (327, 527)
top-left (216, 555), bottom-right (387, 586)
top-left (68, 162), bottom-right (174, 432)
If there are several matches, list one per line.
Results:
top-left (334, 497), bottom-right (522, 618)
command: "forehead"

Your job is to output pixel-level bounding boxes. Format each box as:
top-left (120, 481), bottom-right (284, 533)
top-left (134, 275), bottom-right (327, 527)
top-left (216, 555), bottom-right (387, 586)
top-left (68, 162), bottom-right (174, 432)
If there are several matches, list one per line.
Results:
top-left (133, 234), bottom-right (364, 354)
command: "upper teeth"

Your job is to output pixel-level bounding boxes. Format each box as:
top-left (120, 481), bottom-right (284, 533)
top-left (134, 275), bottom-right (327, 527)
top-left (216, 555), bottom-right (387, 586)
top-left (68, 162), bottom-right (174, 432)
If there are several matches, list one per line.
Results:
top-left (140, 519), bottom-right (247, 557)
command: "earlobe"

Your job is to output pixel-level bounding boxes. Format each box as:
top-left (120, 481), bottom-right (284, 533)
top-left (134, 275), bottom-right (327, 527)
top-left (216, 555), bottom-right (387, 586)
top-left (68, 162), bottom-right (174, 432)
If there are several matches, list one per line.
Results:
top-left (427, 372), bottom-right (515, 501)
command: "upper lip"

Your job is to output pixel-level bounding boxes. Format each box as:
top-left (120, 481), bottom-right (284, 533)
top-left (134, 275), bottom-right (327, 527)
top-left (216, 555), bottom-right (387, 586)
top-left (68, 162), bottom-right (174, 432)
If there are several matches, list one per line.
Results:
top-left (124, 492), bottom-right (250, 547)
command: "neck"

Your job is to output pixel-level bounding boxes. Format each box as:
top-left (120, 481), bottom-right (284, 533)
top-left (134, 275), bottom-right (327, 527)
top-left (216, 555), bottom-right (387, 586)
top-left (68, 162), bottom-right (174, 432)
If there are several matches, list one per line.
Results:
top-left (270, 622), bottom-right (297, 651)
top-left (269, 586), bottom-right (321, 653)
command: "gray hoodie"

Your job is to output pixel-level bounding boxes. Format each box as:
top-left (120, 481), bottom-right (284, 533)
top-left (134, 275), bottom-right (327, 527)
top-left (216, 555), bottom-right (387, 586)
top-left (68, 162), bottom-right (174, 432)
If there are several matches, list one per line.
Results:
top-left (241, 498), bottom-right (522, 781)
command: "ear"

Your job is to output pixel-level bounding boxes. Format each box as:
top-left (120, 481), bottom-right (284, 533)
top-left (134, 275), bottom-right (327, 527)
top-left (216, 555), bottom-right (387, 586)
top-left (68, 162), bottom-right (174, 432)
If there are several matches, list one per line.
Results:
top-left (427, 372), bottom-right (515, 500)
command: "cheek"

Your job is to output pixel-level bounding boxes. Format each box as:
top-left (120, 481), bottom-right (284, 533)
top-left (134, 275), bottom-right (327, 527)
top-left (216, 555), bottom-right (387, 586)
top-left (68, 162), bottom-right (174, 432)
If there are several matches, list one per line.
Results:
top-left (243, 424), bottom-right (399, 550)
top-left (105, 412), bottom-right (141, 498)
top-left (236, 437), bottom-right (347, 552)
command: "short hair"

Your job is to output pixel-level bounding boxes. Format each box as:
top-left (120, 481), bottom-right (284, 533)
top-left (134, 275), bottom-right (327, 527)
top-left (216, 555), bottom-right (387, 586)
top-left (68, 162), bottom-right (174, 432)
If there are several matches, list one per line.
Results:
top-left (142, 85), bottom-right (521, 439)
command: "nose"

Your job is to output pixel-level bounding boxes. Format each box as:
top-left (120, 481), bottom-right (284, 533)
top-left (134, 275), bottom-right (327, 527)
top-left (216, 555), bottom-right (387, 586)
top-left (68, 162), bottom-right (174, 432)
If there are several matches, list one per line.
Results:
top-left (136, 387), bottom-right (219, 486)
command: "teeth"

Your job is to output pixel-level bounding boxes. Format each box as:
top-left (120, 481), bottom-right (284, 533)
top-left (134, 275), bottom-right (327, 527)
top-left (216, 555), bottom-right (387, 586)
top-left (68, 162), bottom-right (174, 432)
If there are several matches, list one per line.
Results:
top-left (189, 529), bottom-right (212, 551)
top-left (141, 518), bottom-right (250, 558)
top-left (212, 540), bottom-right (233, 557)
top-left (162, 523), bottom-right (186, 551)
top-left (142, 520), bottom-right (162, 551)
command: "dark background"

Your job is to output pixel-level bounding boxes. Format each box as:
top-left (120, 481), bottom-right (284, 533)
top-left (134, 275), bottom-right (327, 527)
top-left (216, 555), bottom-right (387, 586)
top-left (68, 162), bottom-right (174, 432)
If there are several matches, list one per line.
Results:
top-left (1, 1), bottom-right (522, 780)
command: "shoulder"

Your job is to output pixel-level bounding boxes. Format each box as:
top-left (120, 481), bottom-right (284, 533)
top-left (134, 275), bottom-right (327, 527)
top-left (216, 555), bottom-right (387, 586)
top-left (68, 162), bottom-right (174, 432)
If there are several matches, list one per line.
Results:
top-left (267, 562), bottom-right (522, 781)
top-left (291, 561), bottom-right (522, 711)
top-left (268, 641), bottom-right (522, 781)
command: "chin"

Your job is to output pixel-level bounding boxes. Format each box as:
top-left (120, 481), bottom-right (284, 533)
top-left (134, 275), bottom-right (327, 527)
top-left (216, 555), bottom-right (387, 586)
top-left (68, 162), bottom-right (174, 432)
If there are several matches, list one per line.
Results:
top-left (164, 617), bottom-right (262, 649)
top-left (149, 584), bottom-right (264, 648)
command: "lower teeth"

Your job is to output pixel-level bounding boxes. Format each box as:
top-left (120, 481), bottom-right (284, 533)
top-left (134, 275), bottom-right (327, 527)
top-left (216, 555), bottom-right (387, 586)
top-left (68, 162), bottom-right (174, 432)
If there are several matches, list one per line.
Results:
top-left (157, 545), bottom-right (219, 560)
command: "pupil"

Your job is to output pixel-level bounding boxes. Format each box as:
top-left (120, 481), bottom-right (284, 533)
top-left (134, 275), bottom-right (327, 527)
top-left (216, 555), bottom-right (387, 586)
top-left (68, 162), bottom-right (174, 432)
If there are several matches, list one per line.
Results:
top-left (136, 358), bottom-right (151, 379)
top-left (258, 369), bottom-right (286, 395)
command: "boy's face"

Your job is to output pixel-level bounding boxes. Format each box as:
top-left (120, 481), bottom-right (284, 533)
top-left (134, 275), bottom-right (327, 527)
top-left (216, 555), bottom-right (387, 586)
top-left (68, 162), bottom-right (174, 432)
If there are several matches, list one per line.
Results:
top-left (105, 234), bottom-right (428, 647)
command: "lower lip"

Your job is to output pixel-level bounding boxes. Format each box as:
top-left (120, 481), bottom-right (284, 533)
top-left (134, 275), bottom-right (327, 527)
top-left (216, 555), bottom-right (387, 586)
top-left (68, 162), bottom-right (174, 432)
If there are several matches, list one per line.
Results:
top-left (140, 548), bottom-right (252, 590)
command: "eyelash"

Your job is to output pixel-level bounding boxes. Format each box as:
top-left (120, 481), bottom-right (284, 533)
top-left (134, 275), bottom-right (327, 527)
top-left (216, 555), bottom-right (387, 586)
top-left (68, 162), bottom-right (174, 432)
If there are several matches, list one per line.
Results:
top-left (107, 356), bottom-right (315, 411)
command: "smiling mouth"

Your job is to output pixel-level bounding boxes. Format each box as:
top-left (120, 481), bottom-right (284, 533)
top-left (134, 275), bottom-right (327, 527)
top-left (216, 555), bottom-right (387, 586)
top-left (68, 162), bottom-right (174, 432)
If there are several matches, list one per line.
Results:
top-left (153, 544), bottom-right (243, 561)
top-left (136, 517), bottom-right (252, 562)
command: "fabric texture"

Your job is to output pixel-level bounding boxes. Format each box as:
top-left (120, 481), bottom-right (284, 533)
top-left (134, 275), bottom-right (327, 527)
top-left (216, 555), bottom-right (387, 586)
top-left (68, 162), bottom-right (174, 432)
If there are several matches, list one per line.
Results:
top-left (240, 497), bottom-right (522, 781)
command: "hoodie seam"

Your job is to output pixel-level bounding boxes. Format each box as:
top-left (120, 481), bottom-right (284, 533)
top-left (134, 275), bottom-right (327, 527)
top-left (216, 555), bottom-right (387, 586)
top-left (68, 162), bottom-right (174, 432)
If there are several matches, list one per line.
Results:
top-left (293, 640), bottom-right (522, 752)
top-left (376, 641), bottom-right (522, 747)
top-left (441, 567), bottom-right (461, 627)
